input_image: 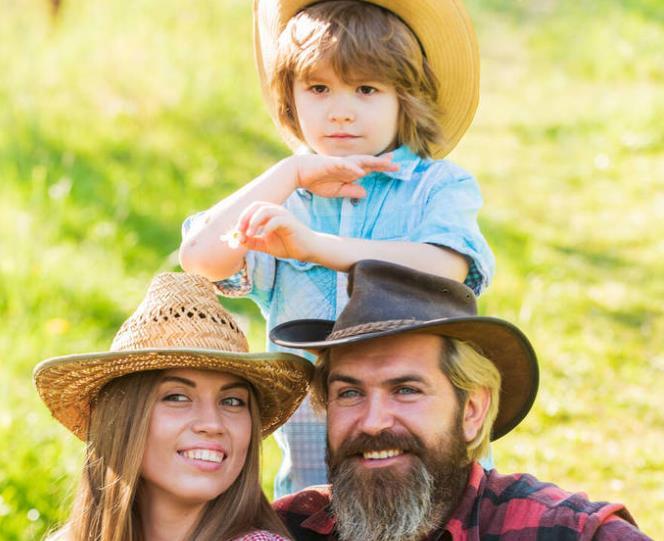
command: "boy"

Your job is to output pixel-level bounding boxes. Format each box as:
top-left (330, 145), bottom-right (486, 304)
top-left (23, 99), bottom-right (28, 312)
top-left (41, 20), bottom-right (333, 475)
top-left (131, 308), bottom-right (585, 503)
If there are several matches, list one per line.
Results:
top-left (180, 0), bottom-right (494, 497)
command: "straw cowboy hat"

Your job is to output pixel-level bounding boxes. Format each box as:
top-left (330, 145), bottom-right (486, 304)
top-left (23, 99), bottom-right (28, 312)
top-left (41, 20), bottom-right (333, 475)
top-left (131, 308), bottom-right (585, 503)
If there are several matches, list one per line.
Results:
top-left (271, 260), bottom-right (539, 440)
top-left (253, 0), bottom-right (480, 159)
top-left (34, 273), bottom-right (314, 440)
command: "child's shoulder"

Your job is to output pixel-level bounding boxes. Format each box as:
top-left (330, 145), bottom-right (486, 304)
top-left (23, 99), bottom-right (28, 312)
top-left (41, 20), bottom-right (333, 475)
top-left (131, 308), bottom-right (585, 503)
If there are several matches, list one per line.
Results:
top-left (417, 155), bottom-right (475, 182)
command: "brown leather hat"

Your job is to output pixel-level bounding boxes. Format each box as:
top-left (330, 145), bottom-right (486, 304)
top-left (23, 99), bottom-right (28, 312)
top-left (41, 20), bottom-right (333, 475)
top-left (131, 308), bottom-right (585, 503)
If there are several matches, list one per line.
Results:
top-left (270, 260), bottom-right (538, 440)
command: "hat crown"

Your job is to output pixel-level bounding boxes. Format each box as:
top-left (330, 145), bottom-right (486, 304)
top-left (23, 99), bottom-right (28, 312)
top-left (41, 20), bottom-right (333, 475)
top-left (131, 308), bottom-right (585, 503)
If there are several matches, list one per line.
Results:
top-left (111, 273), bottom-right (249, 353)
top-left (332, 260), bottom-right (477, 335)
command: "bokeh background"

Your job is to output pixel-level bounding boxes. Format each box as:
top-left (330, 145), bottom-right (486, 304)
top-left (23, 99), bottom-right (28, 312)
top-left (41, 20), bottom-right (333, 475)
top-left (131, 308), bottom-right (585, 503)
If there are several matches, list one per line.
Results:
top-left (1, 0), bottom-right (663, 538)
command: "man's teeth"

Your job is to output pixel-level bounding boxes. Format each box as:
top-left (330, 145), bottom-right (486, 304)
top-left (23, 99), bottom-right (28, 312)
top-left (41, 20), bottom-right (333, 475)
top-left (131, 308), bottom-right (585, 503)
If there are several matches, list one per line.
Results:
top-left (363, 449), bottom-right (403, 460)
top-left (181, 449), bottom-right (225, 463)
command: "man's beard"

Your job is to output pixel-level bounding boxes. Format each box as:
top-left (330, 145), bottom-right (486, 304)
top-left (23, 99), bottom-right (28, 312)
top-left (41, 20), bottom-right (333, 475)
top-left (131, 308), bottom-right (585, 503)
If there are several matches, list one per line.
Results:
top-left (328, 416), bottom-right (470, 541)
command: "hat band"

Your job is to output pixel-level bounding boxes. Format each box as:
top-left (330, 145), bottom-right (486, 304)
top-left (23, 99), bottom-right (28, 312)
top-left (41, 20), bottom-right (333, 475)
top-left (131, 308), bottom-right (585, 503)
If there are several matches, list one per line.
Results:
top-left (327, 319), bottom-right (422, 340)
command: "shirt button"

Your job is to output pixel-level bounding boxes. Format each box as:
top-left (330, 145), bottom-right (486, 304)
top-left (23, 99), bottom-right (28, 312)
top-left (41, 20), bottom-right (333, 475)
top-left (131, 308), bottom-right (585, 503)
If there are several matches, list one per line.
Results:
top-left (350, 198), bottom-right (360, 206)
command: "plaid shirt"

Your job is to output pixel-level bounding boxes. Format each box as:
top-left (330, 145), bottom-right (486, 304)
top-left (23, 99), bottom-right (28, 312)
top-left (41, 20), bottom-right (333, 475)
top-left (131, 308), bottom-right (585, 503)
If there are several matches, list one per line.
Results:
top-left (272, 462), bottom-right (651, 541)
top-left (183, 145), bottom-right (495, 497)
top-left (232, 530), bottom-right (289, 541)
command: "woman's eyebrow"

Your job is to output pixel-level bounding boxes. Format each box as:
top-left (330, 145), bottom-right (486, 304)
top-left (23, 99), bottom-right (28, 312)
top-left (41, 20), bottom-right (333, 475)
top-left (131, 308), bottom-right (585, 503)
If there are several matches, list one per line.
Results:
top-left (161, 375), bottom-right (195, 387)
top-left (219, 382), bottom-right (250, 392)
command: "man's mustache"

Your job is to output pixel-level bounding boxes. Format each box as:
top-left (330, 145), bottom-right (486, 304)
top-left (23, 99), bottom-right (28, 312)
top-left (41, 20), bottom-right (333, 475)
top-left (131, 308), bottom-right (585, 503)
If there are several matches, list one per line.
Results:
top-left (331, 430), bottom-right (427, 462)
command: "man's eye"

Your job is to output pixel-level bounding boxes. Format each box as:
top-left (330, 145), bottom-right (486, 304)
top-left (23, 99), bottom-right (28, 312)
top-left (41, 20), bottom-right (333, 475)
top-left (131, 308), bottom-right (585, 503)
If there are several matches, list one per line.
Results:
top-left (221, 397), bottom-right (246, 408)
top-left (309, 84), bottom-right (328, 94)
top-left (163, 393), bottom-right (189, 402)
top-left (338, 388), bottom-right (361, 399)
top-left (396, 386), bottom-right (419, 396)
top-left (357, 85), bottom-right (377, 95)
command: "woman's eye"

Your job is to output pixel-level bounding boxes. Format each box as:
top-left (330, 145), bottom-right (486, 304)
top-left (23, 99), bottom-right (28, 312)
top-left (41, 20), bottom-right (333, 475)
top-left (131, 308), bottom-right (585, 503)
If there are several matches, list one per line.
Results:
top-left (309, 84), bottom-right (328, 94)
top-left (163, 393), bottom-right (189, 402)
top-left (357, 85), bottom-right (377, 95)
top-left (221, 397), bottom-right (246, 408)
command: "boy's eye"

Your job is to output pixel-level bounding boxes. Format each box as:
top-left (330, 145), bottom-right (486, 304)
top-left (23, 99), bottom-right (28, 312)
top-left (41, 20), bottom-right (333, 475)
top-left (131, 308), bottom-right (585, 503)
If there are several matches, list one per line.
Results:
top-left (357, 85), bottom-right (377, 95)
top-left (309, 84), bottom-right (328, 94)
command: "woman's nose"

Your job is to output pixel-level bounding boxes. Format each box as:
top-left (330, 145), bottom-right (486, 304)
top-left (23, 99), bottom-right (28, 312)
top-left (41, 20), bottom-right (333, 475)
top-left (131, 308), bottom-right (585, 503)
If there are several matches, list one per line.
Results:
top-left (192, 401), bottom-right (225, 435)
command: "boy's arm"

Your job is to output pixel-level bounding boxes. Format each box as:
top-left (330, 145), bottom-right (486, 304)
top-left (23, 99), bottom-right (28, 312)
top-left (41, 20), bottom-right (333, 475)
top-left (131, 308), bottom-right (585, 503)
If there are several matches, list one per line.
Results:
top-left (179, 154), bottom-right (396, 281)
top-left (179, 159), bottom-right (298, 281)
top-left (310, 234), bottom-right (469, 281)
top-left (238, 203), bottom-right (468, 282)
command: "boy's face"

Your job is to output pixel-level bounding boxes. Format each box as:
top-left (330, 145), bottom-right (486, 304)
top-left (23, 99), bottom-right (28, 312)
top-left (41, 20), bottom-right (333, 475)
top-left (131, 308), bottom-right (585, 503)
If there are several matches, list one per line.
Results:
top-left (292, 63), bottom-right (399, 157)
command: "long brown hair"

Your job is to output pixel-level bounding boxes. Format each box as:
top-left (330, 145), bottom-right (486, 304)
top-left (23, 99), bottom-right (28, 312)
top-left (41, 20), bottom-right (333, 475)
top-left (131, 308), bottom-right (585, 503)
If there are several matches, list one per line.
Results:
top-left (55, 370), bottom-right (289, 541)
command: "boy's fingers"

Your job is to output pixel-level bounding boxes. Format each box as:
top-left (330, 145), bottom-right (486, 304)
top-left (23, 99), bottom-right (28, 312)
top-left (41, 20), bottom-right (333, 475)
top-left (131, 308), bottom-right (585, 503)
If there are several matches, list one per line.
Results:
top-left (245, 205), bottom-right (284, 237)
top-left (337, 184), bottom-right (367, 199)
top-left (237, 201), bottom-right (264, 232)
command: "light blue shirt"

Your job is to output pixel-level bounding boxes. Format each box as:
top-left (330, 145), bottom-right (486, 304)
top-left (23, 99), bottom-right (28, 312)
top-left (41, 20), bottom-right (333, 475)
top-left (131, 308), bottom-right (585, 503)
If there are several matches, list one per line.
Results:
top-left (182, 145), bottom-right (495, 496)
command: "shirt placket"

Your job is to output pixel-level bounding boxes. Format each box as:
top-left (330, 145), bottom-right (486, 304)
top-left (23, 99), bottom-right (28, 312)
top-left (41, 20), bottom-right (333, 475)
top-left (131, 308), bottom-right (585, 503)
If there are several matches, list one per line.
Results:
top-left (335, 194), bottom-right (362, 315)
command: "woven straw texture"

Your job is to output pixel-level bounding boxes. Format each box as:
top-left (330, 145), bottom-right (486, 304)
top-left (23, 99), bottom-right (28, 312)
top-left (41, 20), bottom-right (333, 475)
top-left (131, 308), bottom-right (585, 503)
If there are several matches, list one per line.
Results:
top-left (34, 273), bottom-right (313, 440)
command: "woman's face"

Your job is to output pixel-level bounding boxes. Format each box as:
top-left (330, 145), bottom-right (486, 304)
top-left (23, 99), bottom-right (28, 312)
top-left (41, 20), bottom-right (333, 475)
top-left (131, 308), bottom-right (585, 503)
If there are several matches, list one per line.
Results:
top-left (141, 368), bottom-right (252, 506)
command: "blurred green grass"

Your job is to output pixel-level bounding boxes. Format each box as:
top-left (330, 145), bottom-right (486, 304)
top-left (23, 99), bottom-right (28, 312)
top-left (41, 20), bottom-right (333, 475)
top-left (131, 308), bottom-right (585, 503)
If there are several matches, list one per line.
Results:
top-left (1, 0), bottom-right (662, 538)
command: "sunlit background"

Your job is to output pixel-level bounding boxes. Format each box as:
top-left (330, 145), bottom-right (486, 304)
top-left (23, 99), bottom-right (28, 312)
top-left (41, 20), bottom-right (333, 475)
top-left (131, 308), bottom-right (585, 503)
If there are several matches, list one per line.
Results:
top-left (1, 0), bottom-right (662, 538)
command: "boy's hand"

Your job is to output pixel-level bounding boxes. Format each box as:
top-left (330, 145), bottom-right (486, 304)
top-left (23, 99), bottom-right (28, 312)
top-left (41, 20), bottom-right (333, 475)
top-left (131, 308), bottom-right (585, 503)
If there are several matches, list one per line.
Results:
top-left (293, 153), bottom-right (398, 199)
top-left (236, 202), bottom-right (318, 261)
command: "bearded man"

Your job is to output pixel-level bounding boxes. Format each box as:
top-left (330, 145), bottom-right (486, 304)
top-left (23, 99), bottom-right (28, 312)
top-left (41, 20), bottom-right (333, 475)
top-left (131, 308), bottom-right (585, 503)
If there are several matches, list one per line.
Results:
top-left (269, 260), bottom-right (651, 541)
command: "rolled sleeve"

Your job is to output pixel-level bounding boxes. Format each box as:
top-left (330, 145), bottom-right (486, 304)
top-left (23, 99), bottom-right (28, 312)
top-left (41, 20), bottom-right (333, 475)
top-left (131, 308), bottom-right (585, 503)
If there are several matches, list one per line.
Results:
top-left (410, 173), bottom-right (495, 295)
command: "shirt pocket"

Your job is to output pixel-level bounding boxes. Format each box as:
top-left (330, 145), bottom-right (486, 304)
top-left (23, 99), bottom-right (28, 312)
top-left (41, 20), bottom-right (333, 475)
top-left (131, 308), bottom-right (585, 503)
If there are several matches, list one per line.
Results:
top-left (368, 209), bottom-right (416, 241)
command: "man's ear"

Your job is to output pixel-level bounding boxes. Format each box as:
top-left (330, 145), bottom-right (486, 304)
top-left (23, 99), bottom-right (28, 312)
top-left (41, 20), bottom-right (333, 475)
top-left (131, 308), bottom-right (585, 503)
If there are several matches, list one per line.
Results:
top-left (462, 387), bottom-right (491, 443)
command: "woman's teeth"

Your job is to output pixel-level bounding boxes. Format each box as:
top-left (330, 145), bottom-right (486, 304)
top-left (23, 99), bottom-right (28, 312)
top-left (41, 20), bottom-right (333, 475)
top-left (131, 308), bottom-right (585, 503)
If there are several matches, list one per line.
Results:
top-left (181, 449), bottom-right (225, 463)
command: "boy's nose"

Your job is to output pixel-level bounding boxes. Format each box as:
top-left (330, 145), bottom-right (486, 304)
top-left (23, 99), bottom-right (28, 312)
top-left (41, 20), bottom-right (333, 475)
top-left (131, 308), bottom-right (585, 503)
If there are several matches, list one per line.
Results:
top-left (328, 102), bottom-right (355, 124)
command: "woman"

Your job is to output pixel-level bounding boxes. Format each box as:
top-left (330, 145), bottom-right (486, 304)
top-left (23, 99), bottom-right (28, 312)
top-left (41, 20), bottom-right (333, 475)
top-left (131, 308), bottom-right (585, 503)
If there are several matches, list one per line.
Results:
top-left (34, 273), bottom-right (313, 541)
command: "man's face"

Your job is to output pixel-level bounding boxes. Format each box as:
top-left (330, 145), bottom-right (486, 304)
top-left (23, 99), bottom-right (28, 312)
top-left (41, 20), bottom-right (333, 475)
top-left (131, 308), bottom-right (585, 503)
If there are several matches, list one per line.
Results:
top-left (327, 333), bottom-right (465, 466)
top-left (326, 333), bottom-right (473, 541)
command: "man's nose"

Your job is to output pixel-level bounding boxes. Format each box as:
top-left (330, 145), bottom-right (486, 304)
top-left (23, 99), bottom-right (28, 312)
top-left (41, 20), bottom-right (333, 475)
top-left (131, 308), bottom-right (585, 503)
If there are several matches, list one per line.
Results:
top-left (357, 393), bottom-right (394, 435)
top-left (192, 401), bottom-right (225, 435)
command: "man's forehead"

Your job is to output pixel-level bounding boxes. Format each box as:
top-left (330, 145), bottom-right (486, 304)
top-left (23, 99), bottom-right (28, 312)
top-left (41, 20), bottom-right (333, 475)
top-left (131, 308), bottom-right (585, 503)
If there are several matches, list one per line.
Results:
top-left (328, 333), bottom-right (445, 382)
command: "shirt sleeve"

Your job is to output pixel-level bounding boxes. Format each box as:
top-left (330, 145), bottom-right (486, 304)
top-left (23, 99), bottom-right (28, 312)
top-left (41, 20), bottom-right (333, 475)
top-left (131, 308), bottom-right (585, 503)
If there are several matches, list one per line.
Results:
top-left (409, 168), bottom-right (495, 295)
top-left (181, 211), bottom-right (277, 314)
top-left (590, 513), bottom-right (653, 541)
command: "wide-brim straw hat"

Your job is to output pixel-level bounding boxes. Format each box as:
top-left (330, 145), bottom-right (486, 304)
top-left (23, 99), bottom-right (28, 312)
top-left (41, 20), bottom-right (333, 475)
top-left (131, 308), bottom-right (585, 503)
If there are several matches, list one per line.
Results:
top-left (34, 273), bottom-right (313, 440)
top-left (253, 0), bottom-right (480, 159)
top-left (271, 260), bottom-right (538, 440)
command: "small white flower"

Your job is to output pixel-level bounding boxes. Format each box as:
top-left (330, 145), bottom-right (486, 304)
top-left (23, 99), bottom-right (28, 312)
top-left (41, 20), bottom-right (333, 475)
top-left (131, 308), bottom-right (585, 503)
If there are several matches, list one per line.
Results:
top-left (220, 230), bottom-right (241, 249)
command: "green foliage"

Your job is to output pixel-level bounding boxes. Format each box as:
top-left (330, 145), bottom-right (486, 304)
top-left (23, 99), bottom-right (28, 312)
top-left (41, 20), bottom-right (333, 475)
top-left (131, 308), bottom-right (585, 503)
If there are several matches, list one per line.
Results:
top-left (1, 0), bottom-right (662, 539)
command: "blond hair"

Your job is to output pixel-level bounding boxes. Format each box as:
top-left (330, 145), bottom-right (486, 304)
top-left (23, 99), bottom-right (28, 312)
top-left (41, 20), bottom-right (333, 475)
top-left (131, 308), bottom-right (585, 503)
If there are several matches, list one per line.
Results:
top-left (312, 337), bottom-right (501, 462)
top-left (271, 0), bottom-right (443, 157)
top-left (52, 370), bottom-right (289, 541)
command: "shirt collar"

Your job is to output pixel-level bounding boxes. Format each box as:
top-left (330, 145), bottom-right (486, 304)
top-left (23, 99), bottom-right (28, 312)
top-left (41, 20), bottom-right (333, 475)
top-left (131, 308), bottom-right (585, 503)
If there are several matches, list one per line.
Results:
top-left (300, 503), bottom-right (336, 535)
top-left (376, 145), bottom-right (422, 181)
top-left (441, 462), bottom-right (486, 540)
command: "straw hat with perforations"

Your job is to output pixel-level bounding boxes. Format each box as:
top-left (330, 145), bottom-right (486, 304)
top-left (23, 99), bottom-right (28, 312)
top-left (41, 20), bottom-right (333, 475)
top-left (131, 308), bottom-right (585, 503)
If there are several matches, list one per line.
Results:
top-left (34, 273), bottom-right (313, 440)
top-left (254, 0), bottom-right (480, 159)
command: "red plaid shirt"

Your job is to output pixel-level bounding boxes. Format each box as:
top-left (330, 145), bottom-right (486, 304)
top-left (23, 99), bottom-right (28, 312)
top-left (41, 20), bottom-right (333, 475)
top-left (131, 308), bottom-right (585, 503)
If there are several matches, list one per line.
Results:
top-left (273, 462), bottom-right (651, 540)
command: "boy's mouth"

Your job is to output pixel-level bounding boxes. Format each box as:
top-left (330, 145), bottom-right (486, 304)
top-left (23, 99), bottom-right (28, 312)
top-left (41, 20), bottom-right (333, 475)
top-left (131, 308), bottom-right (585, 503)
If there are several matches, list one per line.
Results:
top-left (326, 133), bottom-right (360, 139)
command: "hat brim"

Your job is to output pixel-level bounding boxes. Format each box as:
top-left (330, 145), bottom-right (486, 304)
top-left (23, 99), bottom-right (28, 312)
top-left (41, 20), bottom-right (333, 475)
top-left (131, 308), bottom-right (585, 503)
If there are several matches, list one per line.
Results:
top-left (253, 0), bottom-right (479, 159)
top-left (270, 316), bottom-right (538, 440)
top-left (34, 348), bottom-right (313, 440)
